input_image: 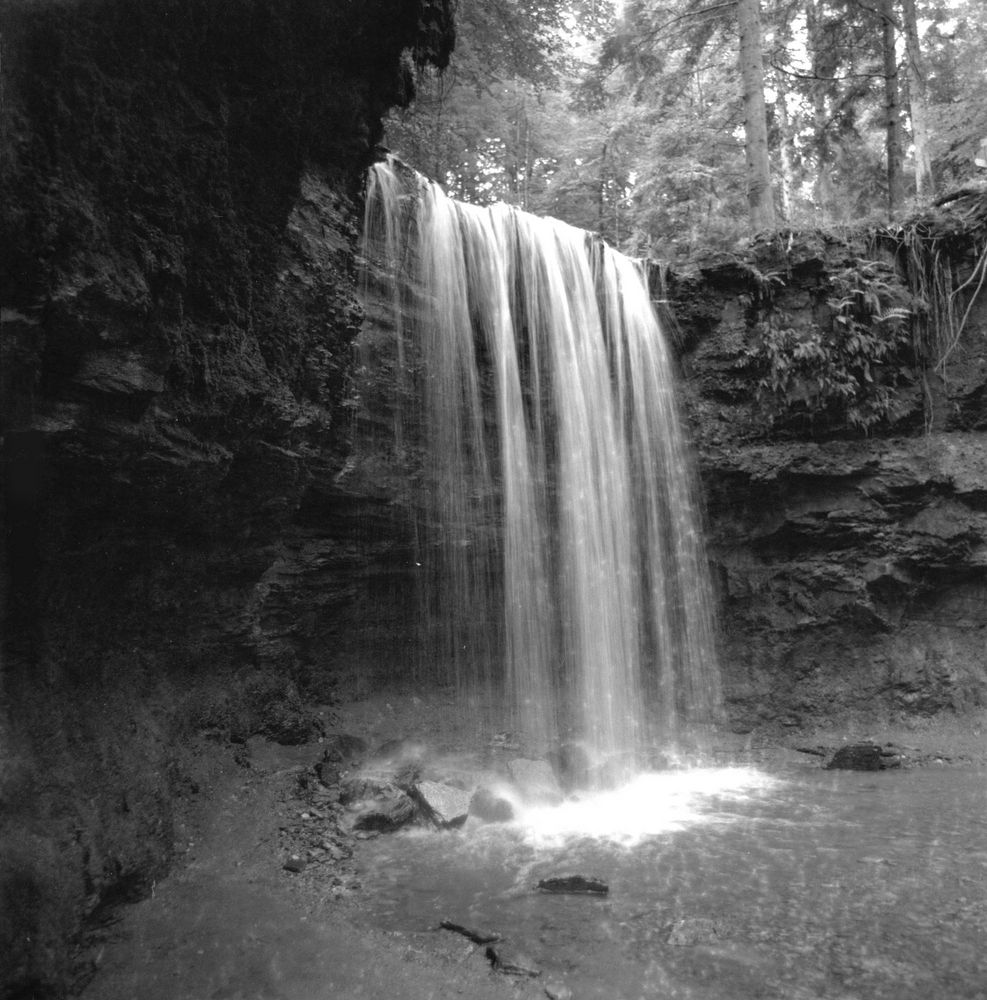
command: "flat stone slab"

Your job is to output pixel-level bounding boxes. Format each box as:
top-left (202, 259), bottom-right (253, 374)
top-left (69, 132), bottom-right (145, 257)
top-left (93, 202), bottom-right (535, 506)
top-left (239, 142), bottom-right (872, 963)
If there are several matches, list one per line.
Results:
top-left (412, 781), bottom-right (471, 828)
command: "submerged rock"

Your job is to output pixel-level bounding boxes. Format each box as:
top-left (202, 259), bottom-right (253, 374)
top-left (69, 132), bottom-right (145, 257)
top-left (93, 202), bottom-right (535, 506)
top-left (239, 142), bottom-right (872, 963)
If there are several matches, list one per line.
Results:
top-left (826, 742), bottom-right (904, 770)
top-left (486, 944), bottom-right (541, 977)
top-left (537, 875), bottom-right (609, 896)
top-left (411, 781), bottom-right (471, 828)
top-left (468, 786), bottom-right (516, 823)
top-left (827, 743), bottom-right (883, 770)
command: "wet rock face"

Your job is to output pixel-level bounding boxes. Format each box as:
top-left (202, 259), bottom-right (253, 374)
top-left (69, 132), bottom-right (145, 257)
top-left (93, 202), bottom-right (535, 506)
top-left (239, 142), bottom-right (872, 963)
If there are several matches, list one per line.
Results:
top-left (0, 1), bottom-right (452, 994)
top-left (703, 434), bottom-right (987, 729)
top-left (674, 245), bottom-right (987, 731)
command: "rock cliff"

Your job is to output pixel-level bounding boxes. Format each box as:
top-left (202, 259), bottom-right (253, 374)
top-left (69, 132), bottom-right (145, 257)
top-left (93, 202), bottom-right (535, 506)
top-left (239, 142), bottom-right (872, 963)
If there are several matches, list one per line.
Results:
top-left (670, 226), bottom-right (987, 732)
top-left (0, 1), bottom-right (451, 994)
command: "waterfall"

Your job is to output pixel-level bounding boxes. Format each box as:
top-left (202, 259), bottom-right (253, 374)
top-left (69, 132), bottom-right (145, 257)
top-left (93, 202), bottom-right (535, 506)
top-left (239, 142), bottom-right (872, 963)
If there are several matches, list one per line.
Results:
top-left (361, 156), bottom-right (722, 782)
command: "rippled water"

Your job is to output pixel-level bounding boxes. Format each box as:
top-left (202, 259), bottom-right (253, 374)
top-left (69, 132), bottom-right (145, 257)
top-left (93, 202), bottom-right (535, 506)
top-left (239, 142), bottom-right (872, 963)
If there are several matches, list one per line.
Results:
top-left (353, 767), bottom-right (987, 999)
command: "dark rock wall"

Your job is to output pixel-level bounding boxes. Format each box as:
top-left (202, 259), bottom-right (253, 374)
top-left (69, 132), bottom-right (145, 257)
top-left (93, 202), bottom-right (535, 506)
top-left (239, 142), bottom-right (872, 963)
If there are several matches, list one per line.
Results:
top-left (671, 236), bottom-right (987, 732)
top-left (0, 1), bottom-right (451, 995)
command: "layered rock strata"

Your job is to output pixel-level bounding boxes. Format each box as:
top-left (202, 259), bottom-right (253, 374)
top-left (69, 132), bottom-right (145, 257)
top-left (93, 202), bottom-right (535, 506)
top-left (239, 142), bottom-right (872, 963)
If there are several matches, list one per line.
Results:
top-left (671, 232), bottom-right (987, 730)
top-left (0, 2), bottom-right (451, 994)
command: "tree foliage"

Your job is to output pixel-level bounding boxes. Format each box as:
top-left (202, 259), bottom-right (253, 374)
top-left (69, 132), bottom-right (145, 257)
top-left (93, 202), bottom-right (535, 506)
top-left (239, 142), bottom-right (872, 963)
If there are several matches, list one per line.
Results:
top-left (382, 0), bottom-right (612, 207)
top-left (381, 0), bottom-right (987, 259)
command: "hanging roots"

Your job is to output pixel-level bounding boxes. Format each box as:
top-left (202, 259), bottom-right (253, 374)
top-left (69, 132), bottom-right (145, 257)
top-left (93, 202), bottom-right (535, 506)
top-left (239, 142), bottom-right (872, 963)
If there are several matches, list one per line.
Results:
top-left (879, 190), bottom-right (987, 422)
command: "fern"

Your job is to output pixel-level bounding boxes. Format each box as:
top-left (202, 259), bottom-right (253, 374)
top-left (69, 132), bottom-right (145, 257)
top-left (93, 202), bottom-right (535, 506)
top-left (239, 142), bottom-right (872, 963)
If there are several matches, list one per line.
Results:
top-left (747, 258), bottom-right (915, 434)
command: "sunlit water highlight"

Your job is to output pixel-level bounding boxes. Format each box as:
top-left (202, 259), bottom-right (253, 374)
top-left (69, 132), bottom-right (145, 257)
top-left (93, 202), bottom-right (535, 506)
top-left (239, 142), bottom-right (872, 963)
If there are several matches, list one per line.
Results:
top-left (514, 767), bottom-right (779, 847)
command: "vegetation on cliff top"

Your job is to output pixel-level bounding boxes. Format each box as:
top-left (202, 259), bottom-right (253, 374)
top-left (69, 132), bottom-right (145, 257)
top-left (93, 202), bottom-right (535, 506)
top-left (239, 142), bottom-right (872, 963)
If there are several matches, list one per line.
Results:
top-left (735, 189), bottom-right (987, 437)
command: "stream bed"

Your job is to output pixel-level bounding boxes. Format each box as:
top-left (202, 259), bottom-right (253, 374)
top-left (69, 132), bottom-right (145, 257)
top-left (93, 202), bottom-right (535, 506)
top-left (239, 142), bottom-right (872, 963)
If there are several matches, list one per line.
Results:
top-left (351, 765), bottom-right (987, 999)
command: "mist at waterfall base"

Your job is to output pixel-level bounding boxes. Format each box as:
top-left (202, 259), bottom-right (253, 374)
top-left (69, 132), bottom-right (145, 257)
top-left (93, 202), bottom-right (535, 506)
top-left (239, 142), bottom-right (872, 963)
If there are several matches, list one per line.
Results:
top-left (362, 156), bottom-right (722, 782)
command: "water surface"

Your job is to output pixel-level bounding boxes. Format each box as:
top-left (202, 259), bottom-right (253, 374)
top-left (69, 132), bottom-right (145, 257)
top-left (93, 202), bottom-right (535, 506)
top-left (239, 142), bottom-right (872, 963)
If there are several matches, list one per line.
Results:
top-left (353, 766), bottom-right (987, 999)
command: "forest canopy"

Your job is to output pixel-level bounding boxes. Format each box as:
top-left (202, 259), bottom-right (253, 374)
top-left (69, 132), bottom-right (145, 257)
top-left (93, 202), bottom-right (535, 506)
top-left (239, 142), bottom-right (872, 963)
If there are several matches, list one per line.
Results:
top-left (383, 0), bottom-right (987, 261)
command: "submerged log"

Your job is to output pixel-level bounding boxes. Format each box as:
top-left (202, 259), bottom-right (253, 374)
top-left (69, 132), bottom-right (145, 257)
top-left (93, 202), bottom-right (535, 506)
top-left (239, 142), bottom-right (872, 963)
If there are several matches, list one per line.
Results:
top-left (438, 920), bottom-right (501, 945)
top-left (537, 875), bottom-right (609, 896)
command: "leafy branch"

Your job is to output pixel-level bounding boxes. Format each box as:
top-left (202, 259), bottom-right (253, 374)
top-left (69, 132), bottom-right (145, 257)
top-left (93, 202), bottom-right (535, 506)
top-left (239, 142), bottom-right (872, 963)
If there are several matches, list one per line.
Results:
top-left (747, 258), bottom-right (915, 433)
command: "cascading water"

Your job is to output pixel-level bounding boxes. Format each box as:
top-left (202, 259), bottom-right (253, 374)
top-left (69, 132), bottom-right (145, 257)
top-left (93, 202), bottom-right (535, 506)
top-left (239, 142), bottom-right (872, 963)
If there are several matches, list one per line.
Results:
top-left (361, 156), bottom-right (722, 783)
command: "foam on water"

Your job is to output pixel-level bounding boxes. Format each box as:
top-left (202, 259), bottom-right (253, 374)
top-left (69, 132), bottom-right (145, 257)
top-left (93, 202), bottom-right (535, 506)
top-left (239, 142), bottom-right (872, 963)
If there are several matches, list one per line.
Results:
top-left (512, 768), bottom-right (781, 847)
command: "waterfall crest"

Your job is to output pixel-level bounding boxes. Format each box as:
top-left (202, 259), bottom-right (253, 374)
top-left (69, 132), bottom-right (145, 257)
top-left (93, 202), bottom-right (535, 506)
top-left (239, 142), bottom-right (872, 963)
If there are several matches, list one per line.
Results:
top-left (362, 156), bottom-right (722, 781)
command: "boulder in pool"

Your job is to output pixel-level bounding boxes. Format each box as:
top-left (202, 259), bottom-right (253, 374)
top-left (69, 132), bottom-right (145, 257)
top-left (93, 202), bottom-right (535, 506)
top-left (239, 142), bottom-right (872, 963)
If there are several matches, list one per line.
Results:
top-left (468, 786), bottom-right (515, 823)
top-left (412, 780), bottom-right (471, 828)
top-left (826, 742), bottom-right (904, 770)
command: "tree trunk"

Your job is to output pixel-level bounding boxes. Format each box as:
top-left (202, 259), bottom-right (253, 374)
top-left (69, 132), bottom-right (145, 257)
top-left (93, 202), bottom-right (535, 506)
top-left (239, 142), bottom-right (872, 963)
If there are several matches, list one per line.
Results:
top-left (775, 79), bottom-right (796, 224)
top-left (737, 0), bottom-right (776, 231)
top-left (806, 0), bottom-right (836, 221)
top-left (880, 0), bottom-right (906, 218)
top-left (901, 0), bottom-right (934, 199)
top-left (512, 77), bottom-right (524, 206)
